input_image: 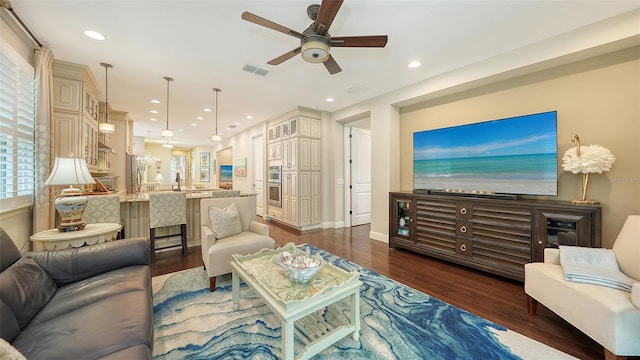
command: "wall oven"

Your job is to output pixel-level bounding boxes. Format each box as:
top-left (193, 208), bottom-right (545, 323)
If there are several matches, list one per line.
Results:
top-left (267, 182), bottom-right (282, 207)
top-left (267, 165), bottom-right (282, 207)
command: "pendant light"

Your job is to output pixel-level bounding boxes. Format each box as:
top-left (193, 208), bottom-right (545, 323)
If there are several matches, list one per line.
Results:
top-left (98, 63), bottom-right (115, 134)
top-left (161, 76), bottom-right (174, 138)
top-left (210, 88), bottom-right (222, 142)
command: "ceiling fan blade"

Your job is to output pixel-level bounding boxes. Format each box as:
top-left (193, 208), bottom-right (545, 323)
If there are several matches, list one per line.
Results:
top-left (331, 35), bottom-right (388, 48)
top-left (267, 47), bottom-right (302, 65)
top-left (242, 11), bottom-right (304, 39)
top-left (313, 0), bottom-right (344, 35)
top-left (323, 55), bottom-right (342, 74)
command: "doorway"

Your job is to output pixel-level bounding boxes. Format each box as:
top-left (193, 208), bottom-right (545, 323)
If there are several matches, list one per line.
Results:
top-left (344, 121), bottom-right (372, 227)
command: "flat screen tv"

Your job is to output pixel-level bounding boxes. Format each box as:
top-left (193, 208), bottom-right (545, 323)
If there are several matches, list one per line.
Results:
top-left (219, 165), bottom-right (233, 182)
top-left (413, 111), bottom-right (558, 197)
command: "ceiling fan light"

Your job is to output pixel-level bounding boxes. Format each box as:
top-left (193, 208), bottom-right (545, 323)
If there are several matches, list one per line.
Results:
top-left (161, 128), bottom-right (173, 138)
top-left (98, 122), bottom-right (115, 134)
top-left (301, 37), bottom-right (330, 63)
top-left (210, 134), bottom-right (222, 142)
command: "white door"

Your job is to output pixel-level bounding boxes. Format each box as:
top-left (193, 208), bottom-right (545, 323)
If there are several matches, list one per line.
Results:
top-left (252, 134), bottom-right (265, 216)
top-left (350, 127), bottom-right (371, 225)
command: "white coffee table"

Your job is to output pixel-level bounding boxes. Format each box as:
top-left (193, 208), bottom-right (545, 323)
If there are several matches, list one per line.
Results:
top-left (231, 243), bottom-right (361, 360)
top-left (30, 223), bottom-right (122, 250)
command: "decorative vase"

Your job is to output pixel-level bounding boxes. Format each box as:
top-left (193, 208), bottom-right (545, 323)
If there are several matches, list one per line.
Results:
top-left (55, 187), bottom-right (88, 231)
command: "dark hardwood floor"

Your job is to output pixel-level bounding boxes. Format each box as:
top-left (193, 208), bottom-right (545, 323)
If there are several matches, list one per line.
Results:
top-left (151, 221), bottom-right (604, 360)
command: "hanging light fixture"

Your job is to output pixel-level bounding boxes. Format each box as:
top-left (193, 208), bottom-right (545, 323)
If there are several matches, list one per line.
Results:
top-left (210, 88), bottom-right (222, 142)
top-left (98, 63), bottom-right (115, 134)
top-left (161, 76), bottom-right (174, 138)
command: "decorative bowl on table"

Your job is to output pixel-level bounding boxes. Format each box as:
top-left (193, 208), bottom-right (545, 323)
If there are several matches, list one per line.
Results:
top-left (272, 246), bottom-right (326, 284)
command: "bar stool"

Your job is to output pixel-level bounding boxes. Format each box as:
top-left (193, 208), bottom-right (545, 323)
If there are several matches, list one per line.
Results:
top-left (148, 191), bottom-right (187, 261)
top-left (83, 194), bottom-right (124, 239)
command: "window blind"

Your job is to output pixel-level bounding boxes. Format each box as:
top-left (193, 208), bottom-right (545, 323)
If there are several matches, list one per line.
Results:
top-left (0, 39), bottom-right (36, 211)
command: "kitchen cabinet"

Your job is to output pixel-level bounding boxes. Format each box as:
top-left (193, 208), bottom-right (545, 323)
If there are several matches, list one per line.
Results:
top-left (52, 60), bottom-right (101, 171)
top-left (266, 109), bottom-right (321, 230)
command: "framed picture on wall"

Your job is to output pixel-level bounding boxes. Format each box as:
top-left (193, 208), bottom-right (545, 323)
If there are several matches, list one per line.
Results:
top-left (200, 168), bottom-right (210, 182)
top-left (200, 152), bottom-right (210, 167)
top-left (234, 157), bottom-right (247, 177)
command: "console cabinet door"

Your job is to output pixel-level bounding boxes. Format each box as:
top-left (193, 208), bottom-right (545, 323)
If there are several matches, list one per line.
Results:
top-left (533, 207), bottom-right (601, 261)
top-left (389, 194), bottom-right (415, 246)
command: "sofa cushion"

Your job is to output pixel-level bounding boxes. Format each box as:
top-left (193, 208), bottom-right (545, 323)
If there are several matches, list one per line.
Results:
top-left (0, 300), bottom-right (20, 342)
top-left (208, 203), bottom-right (242, 240)
top-left (11, 290), bottom-right (153, 360)
top-left (0, 258), bottom-right (57, 333)
top-left (28, 266), bottom-right (150, 327)
top-left (0, 228), bottom-right (21, 272)
top-left (612, 215), bottom-right (640, 281)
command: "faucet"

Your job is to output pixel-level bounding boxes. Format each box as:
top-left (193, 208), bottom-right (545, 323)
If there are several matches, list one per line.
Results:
top-left (173, 172), bottom-right (181, 192)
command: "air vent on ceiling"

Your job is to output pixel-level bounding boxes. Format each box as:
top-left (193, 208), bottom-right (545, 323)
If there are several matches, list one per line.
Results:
top-left (228, 124), bottom-right (239, 128)
top-left (242, 64), bottom-right (269, 77)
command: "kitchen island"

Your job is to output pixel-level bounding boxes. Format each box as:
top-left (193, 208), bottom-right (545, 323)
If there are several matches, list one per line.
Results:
top-left (119, 190), bottom-right (249, 249)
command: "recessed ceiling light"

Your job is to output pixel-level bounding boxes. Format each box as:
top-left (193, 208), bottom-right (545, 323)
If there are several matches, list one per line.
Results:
top-left (150, 99), bottom-right (160, 104)
top-left (245, 115), bottom-right (253, 120)
top-left (326, 97), bottom-right (334, 102)
top-left (408, 61), bottom-right (421, 68)
top-left (196, 116), bottom-right (203, 120)
top-left (150, 118), bottom-right (157, 122)
top-left (204, 108), bottom-right (212, 112)
top-left (150, 110), bottom-right (158, 114)
top-left (234, 122), bottom-right (241, 126)
top-left (178, 129), bottom-right (184, 132)
top-left (191, 123), bottom-right (197, 127)
top-left (84, 30), bottom-right (105, 40)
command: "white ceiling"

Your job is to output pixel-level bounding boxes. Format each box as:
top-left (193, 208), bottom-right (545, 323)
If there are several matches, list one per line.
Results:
top-left (10, 0), bottom-right (640, 147)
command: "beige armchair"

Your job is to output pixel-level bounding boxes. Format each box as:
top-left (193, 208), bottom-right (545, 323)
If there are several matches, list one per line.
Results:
top-left (525, 215), bottom-right (640, 359)
top-left (200, 195), bottom-right (275, 291)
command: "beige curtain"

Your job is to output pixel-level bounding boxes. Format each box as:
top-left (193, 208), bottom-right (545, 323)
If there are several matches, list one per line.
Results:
top-left (32, 47), bottom-right (55, 233)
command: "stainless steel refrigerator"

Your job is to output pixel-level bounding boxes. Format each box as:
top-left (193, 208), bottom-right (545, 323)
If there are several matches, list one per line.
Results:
top-left (125, 155), bottom-right (142, 194)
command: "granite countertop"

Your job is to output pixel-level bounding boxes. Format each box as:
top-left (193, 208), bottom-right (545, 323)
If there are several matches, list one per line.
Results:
top-left (120, 190), bottom-right (253, 202)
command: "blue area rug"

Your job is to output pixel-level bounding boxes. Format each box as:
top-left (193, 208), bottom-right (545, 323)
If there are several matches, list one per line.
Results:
top-left (153, 245), bottom-right (573, 360)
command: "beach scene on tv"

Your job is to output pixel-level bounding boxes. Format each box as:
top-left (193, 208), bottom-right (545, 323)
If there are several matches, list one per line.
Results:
top-left (413, 111), bottom-right (558, 196)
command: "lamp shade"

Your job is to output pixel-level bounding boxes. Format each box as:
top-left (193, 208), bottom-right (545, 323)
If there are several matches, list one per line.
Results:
top-left (301, 36), bottom-right (330, 63)
top-left (98, 121), bottom-right (115, 134)
top-left (210, 134), bottom-right (222, 142)
top-left (44, 157), bottom-right (94, 186)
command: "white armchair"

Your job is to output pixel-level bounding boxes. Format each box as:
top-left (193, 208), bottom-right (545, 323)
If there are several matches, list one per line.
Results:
top-left (200, 195), bottom-right (275, 291)
top-left (525, 215), bottom-right (640, 359)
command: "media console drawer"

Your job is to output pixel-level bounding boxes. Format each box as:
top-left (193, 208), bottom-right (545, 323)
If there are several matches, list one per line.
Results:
top-left (389, 192), bottom-right (601, 281)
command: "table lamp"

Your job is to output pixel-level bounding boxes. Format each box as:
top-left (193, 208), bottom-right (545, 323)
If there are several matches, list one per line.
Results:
top-left (561, 134), bottom-right (615, 204)
top-left (44, 157), bottom-right (95, 231)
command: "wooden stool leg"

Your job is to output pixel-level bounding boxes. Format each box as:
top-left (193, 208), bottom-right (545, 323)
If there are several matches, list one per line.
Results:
top-left (181, 224), bottom-right (187, 257)
top-left (150, 228), bottom-right (156, 262)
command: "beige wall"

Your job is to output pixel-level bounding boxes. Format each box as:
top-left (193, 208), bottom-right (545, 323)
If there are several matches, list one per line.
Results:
top-left (399, 47), bottom-right (640, 247)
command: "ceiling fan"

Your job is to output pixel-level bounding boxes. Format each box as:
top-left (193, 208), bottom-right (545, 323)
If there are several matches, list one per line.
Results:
top-left (241, 0), bottom-right (388, 74)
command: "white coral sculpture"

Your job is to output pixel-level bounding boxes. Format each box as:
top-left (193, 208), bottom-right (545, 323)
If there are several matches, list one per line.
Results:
top-left (562, 144), bottom-right (616, 174)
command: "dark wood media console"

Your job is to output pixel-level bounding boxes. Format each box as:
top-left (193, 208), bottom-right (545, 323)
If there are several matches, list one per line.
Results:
top-left (389, 192), bottom-right (601, 281)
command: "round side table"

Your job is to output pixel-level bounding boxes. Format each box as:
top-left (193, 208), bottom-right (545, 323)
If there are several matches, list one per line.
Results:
top-left (30, 223), bottom-right (122, 251)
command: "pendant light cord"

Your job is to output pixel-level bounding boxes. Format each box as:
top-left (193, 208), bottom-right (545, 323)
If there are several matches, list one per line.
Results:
top-left (100, 63), bottom-right (113, 124)
top-left (213, 88), bottom-right (221, 135)
top-left (165, 77), bottom-right (172, 129)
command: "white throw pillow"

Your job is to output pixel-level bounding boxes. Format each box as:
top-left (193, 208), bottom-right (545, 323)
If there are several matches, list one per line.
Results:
top-left (0, 338), bottom-right (27, 360)
top-left (208, 203), bottom-right (242, 240)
